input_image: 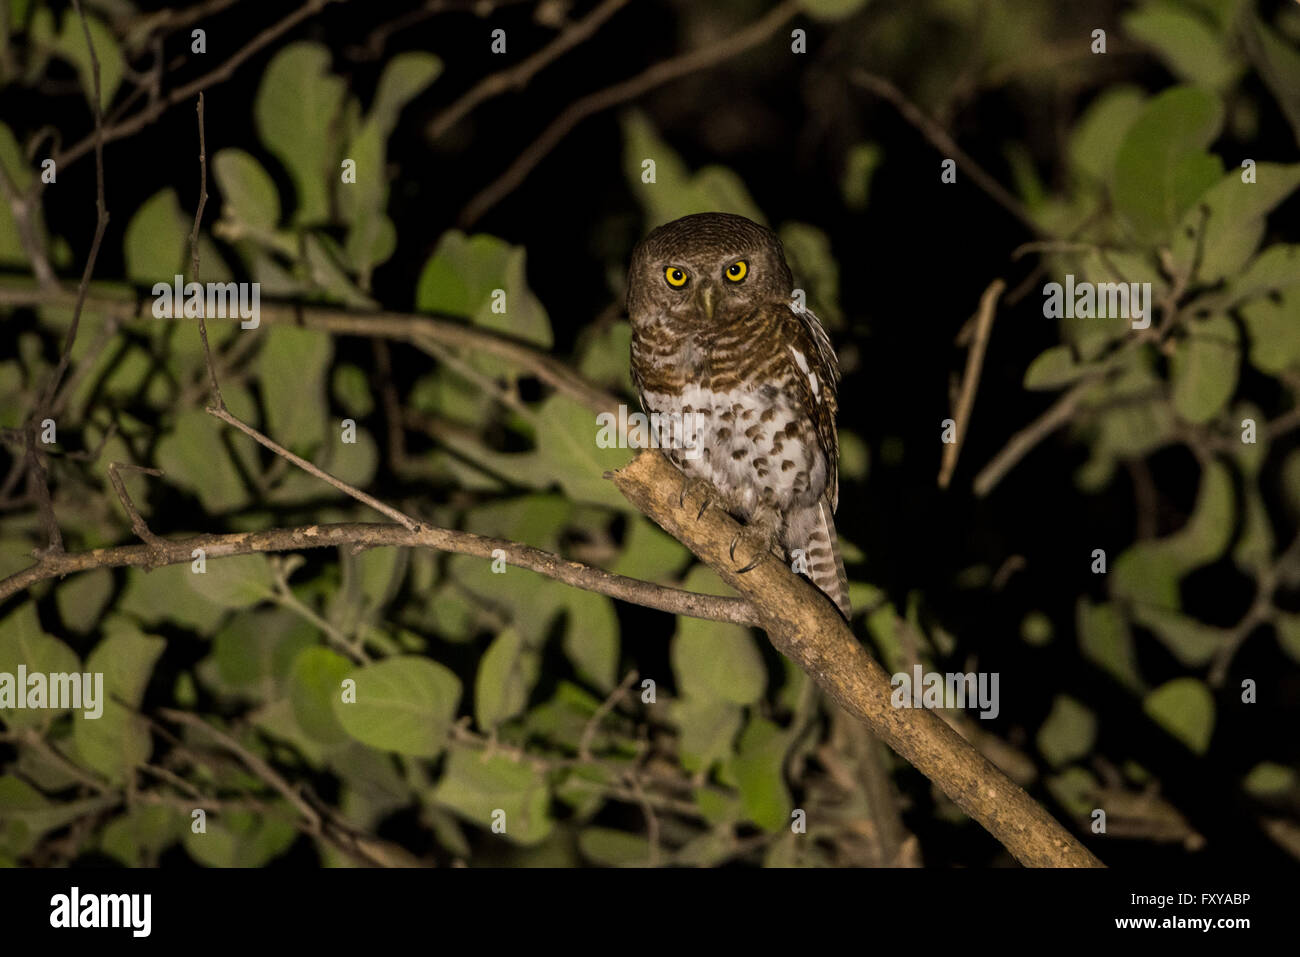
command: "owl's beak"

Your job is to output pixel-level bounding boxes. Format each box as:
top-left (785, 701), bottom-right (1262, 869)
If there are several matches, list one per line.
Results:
top-left (697, 282), bottom-right (716, 320)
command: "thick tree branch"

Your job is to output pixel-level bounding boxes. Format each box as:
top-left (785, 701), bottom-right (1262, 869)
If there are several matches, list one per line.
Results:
top-left (0, 519), bottom-right (756, 623)
top-left (609, 450), bottom-right (1103, 868)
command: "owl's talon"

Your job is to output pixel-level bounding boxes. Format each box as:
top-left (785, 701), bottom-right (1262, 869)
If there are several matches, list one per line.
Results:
top-left (729, 533), bottom-right (741, 562)
top-left (735, 554), bottom-right (764, 574)
top-left (696, 498), bottom-right (710, 520)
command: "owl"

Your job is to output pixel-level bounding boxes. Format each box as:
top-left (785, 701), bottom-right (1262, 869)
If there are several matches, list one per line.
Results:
top-left (627, 212), bottom-right (849, 619)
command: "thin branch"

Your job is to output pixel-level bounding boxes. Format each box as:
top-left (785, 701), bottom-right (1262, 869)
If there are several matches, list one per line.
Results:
top-left (579, 668), bottom-right (639, 761)
top-left (0, 520), bottom-right (758, 622)
top-left (205, 405), bottom-right (421, 530)
top-left (459, 0), bottom-right (802, 226)
top-left (851, 70), bottom-right (1046, 238)
top-left (939, 279), bottom-right (1004, 489)
top-left (188, 91), bottom-right (226, 409)
top-left (0, 158), bottom-right (58, 289)
top-left (106, 461), bottom-right (165, 552)
top-left (40, 0), bottom-right (339, 188)
top-left (36, 0), bottom-right (108, 416)
top-left (609, 450), bottom-right (1103, 868)
top-left (972, 380), bottom-right (1089, 498)
top-left (428, 0), bottom-right (631, 139)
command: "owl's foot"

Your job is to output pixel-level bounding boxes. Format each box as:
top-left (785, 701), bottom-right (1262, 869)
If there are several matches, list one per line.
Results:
top-left (728, 525), bottom-right (779, 575)
top-left (676, 475), bottom-right (714, 520)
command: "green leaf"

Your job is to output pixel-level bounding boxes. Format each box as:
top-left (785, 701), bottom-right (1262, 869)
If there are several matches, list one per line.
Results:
top-left (31, 7), bottom-right (124, 108)
top-left (1113, 461), bottom-right (1234, 608)
top-left (74, 618), bottom-right (165, 783)
top-left (1122, 3), bottom-right (1241, 91)
top-left (212, 149), bottom-right (281, 234)
top-left (259, 326), bottom-right (332, 452)
top-left (474, 628), bottom-right (540, 730)
top-left (1036, 695), bottom-right (1097, 768)
top-left (332, 364), bottom-right (375, 417)
top-left (533, 393), bottom-right (632, 509)
top-left (621, 111), bottom-right (765, 228)
top-left (780, 222), bottom-right (843, 327)
top-left (288, 647), bottom-right (353, 745)
top-left (1143, 678), bottom-right (1215, 753)
top-left (370, 51), bottom-right (443, 136)
top-left (100, 805), bottom-right (182, 866)
top-left (1113, 85), bottom-right (1224, 238)
top-left (184, 806), bottom-right (297, 867)
top-left (186, 553), bottom-right (274, 610)
top-left (334, 656), bottom-right (461, 756)
top-left (0, 776), bottom-right (117, 856)
top-left (609, 516), bottom-right (690, 581)
top-left (842, 142), bottom-right (883, 210)
top-left (1069, 85), bottom-right (1147, 184)
top-left (798, 0), bottom-right (868, 22)
top-left (1243, 762), bottom-right (1296, 797)
top-left (124, 189), bottom-right (189, 282)
top-left (1077, 599), bottom-right (1142, 690)
top-left (1217, 242), bottom-right (1300, 305)
top-left (578, 827), bottom-right (650, 866)
top-left (56, 568), bottom-right (113, 633)
top-left (1241, 293), bottom-right (1300, 376)
top-left (209, 609), bottom-right (313, 697)
top-left (1024, 344), bottom-right (1096, 390)
top-left (668, 697), bottom-right (743, 774)
top-left (1275, 613), bottom-right (1300, 664)
top-left (415, 232), bottom-right (553, 362)
top-left (1131, 604), bottom-right (1228, 666)
top-left (0, 603), bottom-right (80, 729)
top-left (155, 408), bottom-right (250, 513)
top-left (1170, 314), bottom-right (1239, 424)
top-left (1250, 16), bottom-right (1300, 146)
top-left (254, 43), bottom-right (345, 225)
top-left (560, 591), bottom-right (620, 693)
top-left (431, 750), bottom-right (552, 844)
top-left (671, 568), bottom-right (765, 705)
top-left (730, 716), bottom-right (792, 832)
top-left (1171, 164), bottom-right (1300, 284)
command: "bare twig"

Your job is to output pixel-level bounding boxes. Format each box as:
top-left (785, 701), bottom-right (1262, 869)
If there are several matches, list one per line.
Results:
top-left (106, 462), bottom-right (165, 552)
top-left (0, 159), bottom-right (58, 289)
top-left (851, 70), bottom-right (1045, 238)
top-left (188, 92), bottom-right (226, 410)
top-left (205, 405), bottom-right (421, 530)
top-left (578, 669), bottom-right (639, 761)
top-left (972, 381), bottom-right (1089, 497)
top-left (939, 279), bottom-right (1004, 489)
top-left (429, 0), bottom-right (630, 139)
top-left (459, 0), bottom-right (802, 225)
top-left (40, 0), bottom-right (339, 188)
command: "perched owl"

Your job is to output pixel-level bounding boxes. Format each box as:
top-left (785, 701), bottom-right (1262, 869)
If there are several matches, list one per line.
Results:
top-left (627, 212), bottom-right (849, 618)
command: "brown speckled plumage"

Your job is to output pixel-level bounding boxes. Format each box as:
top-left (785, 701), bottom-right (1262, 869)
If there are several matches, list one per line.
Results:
top-left (627, 212), bottom-right (849, 618)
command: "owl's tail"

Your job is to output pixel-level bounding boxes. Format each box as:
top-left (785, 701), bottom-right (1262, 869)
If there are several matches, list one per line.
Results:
top-left (797, 501), bottom-right (851, 620)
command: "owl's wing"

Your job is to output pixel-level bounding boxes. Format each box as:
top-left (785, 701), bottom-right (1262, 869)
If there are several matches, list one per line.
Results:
top-left (780, 304), bottom-right (841, 511)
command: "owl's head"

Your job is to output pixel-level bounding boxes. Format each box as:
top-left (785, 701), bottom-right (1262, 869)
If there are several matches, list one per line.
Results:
top-left (626, 212), bottom-right (793, 326)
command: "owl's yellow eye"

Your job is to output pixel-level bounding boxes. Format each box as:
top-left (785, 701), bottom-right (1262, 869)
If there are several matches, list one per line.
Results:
top-left (664, 266), bottom-right (688, 288)
top-left (725, 260), bottom-right (748, 282)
